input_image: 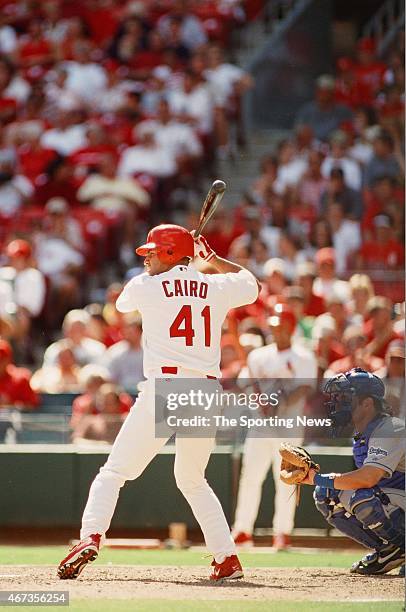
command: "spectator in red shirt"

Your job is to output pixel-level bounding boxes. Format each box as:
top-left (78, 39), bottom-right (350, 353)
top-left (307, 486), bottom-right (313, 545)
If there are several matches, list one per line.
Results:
top-left (34, 156), bottom-right (78, 206)
top-left (294, 262), bottom-right (326, 317)
top-left (84, 303), bottom-right (123, 348)
top-left (18, 19), bottom-right (54, 73)
top-left (362, 175), bottom-right (404, 239)
top-left (377, 84), bottom-right (405, 127)
top-left (334, 56), bottom-right (373, 109)
top-left (226, 297), bottom-right (267, 346)
top-left (69, 122), bottom-right (116, 186)
top-left (0, 340), bottom-right (39, 408)
top-left (83, 0), bottom-right (120, 46)
top-left (70, 364), bottom-right (111, 428)
top-left (15, 122), bottom-right (57, 187)
top-left (324, 325), bottom-right (384, 377)
top-left (131, 29), bottom-right (167, 78)
top-left (313, 319), bottom-right (346, 373)
top-left (364, 296), bottom-right (401, 359)
top-left (356, 214), bottom-right (404, 270)
top-left (71, 382), bottom-right (131, 444)
top-left (353, 37), bottom-right (386, 99)
top-left (196, 209), bottom-right (242, 258)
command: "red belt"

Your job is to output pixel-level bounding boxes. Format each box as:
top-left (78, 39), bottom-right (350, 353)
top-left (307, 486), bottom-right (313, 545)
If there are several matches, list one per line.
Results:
top-left (161, 366), bottom-right (216, 379)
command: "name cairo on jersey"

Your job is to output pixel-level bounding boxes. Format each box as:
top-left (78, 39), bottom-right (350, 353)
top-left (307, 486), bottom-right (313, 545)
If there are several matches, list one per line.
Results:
top-left (162, 279), bottom-right (209, 299)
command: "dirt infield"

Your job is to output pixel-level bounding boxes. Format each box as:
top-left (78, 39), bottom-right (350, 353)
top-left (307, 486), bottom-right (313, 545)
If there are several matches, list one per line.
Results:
top-left (0, 566), bottom-right (403, 602)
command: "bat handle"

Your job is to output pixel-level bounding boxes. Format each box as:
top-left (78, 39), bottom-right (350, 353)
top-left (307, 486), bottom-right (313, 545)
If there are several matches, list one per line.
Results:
top-left (193, 222), bottom-right (205, 239)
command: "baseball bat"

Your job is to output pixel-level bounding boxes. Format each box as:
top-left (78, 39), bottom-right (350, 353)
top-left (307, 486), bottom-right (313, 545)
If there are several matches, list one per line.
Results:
top-left (194, 180), bottom-right (226, 238)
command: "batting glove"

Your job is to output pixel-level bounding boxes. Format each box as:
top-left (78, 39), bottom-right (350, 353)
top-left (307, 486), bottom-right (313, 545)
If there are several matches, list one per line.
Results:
top-left (191, 231), bottom-right (216, 262)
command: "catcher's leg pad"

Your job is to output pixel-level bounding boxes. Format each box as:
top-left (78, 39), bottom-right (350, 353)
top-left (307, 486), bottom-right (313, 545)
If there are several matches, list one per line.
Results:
top-left (350, 488), bottom-right (405, 551)
top-left (314, 487), bottom-right (384, 550)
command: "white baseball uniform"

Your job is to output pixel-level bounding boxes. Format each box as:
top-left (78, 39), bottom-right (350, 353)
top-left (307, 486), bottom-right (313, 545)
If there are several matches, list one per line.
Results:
top-left (80, 264), bottom-right (258, 562)
top-left (233, 342), bottom-right (317, 537)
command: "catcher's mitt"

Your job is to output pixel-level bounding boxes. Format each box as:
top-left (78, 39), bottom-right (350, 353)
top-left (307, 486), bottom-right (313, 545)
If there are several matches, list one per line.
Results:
top-left (279, 442), bottom-right (320, 485)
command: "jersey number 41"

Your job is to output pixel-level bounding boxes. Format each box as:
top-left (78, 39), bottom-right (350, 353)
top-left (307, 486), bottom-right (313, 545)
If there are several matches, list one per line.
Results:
top-left (169, 305), bottom-right (211, 347)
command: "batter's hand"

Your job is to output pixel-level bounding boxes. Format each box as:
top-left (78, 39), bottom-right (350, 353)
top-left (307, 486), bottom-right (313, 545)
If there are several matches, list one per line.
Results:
top-left (191, 231), bottom-right (216, 262)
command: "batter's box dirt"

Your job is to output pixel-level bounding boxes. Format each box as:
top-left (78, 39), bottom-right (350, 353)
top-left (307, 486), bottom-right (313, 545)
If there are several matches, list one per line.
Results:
top-left (0, 566), bottom-right (403, 602)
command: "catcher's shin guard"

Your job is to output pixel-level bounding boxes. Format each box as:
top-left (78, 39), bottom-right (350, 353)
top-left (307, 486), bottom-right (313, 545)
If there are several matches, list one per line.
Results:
top-left (314, 488), bottom-right (383, 550)
top-left (350, 489), bottom-right (405, 551)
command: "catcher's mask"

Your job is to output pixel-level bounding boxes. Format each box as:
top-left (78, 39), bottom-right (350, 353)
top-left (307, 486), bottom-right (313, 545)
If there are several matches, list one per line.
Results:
top-left (323, 367), bottom-right (386, 436)
top-left (136, 224), bottom-right (194, 264)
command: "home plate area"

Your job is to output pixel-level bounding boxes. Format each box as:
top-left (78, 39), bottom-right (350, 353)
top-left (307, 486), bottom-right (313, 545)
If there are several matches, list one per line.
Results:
top-left (0, 566), bottom-right (403, 602)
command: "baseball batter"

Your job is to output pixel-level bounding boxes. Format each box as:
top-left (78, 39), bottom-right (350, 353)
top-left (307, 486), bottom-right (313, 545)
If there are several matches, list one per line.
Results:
top-left (303, 368), bottom-right (405, 575)
top-left (58, 224), bottom-right (259, 581)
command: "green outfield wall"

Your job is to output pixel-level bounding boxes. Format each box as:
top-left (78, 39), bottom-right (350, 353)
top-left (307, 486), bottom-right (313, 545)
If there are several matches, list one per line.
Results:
top-left (1, 446), bottom-right (354, 530)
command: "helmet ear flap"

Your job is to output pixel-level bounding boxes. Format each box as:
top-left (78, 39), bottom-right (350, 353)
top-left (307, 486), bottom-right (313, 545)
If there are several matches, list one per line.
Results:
top-left (162, 247), bottom-right (174, 263)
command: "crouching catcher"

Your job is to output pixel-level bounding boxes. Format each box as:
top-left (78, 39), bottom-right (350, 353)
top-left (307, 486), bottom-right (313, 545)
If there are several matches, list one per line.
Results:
top-left (281, 368), bottom-right (405, 575)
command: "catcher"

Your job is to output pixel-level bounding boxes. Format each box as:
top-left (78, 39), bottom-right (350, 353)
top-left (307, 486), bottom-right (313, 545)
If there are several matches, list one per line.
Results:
top-left (279, 368), bottom-right (405, 575)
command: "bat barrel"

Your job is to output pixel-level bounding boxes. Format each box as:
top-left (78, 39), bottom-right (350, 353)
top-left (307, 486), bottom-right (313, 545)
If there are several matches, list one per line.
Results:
top-left (212, 179), bottom-right (226, 193)
top-left (194, 180), bottom-right (226, 238)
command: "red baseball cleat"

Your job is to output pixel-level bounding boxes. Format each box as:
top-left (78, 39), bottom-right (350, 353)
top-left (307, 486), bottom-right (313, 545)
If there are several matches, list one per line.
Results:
top-left (272, 533), bottom-right (291, 551)
top-left (57, 534), bottom-right (101, 579)
top-left (233, 531), bottom-right (253, 546)
top-left (210, 554), bottom-right (244, 581)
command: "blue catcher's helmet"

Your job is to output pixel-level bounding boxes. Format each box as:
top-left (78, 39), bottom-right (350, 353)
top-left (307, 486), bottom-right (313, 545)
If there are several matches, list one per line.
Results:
top-left (324, 367), bottom-right (385, 435)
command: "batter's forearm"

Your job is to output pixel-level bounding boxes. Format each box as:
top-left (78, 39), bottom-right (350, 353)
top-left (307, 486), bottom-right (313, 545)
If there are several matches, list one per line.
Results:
top-left (210, 255), bottom-right (245, 274)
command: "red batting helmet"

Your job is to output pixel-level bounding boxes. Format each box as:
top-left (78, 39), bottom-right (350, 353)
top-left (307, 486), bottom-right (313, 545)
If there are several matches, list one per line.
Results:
top-left (6, 239), bottom-right (32, 259)
top-left (268, 303), bottom-right (297, 333)
top-left (136, 224), bottom-right (194, 264)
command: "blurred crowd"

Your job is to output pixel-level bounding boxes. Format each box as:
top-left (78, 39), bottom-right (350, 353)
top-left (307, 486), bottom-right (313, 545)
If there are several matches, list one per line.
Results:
top-left (0, 0), bottom-right (404, 443)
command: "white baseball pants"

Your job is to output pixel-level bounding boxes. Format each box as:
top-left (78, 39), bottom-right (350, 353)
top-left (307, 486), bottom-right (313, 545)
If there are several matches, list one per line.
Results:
top-left (233, 434), bottom-right (303, 536)
top-left (80, 369), bottom-right (236, 563)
